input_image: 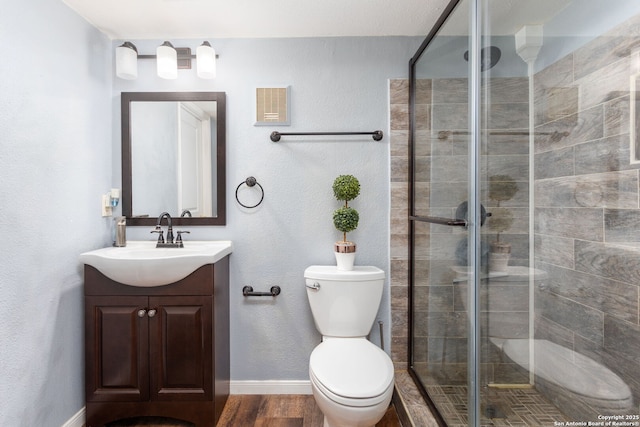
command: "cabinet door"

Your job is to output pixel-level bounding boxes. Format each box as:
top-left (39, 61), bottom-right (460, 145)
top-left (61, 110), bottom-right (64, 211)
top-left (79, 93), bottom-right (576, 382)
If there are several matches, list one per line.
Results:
top-left (149, 296), bottom-right (213, 401)
top-left (85, 296), bottom-right (149, 402)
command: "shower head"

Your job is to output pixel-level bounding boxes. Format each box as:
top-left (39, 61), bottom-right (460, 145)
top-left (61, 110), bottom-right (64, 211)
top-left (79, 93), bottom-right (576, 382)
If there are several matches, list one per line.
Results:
top-left (464, 46), bottom-right (502, 71)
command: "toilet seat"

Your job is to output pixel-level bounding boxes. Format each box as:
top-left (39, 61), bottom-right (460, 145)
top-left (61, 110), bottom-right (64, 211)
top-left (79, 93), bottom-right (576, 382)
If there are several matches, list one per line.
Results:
top-left (309, 338), bottom-right (394, 408)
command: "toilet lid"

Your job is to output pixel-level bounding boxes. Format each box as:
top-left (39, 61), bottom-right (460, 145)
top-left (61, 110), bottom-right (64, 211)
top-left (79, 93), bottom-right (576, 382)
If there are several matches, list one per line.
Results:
top-left (309, 339), bottom-right (394, 403)
top-left (304, 265), bottom-right (385, 281)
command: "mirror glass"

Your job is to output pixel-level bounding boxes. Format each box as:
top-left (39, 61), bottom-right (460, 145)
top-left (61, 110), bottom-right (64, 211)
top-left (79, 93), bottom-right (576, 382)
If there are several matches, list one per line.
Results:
top-left (122, 92), bottom-right (226, 226)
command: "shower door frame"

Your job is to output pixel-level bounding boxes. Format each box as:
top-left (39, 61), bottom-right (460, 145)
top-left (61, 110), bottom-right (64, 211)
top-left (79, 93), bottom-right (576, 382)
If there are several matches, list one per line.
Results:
top-left (407, 0), bottom-right (483, 425)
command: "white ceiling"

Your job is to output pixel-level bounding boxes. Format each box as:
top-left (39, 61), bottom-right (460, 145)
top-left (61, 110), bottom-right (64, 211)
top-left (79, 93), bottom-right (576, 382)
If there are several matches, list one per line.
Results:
top-left (61, 0), bottom-right (452, 40)
top-left (62, 0), bottom-right (576, 41)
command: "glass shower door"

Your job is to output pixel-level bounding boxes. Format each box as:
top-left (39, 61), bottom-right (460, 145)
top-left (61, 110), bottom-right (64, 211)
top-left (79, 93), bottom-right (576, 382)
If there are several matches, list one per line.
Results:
top-left (411, 1), bottom-right (640, 425)
top-left (409, 0), bottom-right (546, 423)
top-left (476, 0), bottom-right (640, 425)
top-left (409, 0), bottom-right (476, 425)
top-left (410, 0), bottom-right (549, 424)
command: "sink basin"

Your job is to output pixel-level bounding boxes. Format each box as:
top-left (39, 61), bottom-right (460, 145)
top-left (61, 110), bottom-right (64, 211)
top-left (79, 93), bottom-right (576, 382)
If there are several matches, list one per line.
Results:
top-left (79, 240), bottom-right (233, 287)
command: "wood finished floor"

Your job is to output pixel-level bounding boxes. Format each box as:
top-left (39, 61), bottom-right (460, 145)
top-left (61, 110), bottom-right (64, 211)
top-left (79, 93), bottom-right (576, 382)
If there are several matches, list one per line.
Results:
top-left (219, 394), bottom-right (401, 426)
top-left (107, 394), bottom-right (402, 427)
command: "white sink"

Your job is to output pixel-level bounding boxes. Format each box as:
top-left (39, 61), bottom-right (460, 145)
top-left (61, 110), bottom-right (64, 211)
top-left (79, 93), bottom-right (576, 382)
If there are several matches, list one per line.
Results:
top-left (79, 240), bottom-right (233, 287)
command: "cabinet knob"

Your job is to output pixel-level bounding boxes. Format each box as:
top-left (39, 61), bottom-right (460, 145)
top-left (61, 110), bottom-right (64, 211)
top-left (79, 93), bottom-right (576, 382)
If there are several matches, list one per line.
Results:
top-left (137, 309), bottom-right (147, 318)
top-left (147, 309), bottom-right (157, 318)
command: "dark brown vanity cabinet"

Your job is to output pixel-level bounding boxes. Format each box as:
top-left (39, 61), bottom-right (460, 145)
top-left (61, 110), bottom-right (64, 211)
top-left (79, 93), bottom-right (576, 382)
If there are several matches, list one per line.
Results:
top-left (84, 257), bottom-right (229, 426)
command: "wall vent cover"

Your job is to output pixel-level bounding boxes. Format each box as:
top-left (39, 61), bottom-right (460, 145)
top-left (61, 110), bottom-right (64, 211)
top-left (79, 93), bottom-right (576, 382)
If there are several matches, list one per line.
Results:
top-left (255, 87), bottom-right (290, 126)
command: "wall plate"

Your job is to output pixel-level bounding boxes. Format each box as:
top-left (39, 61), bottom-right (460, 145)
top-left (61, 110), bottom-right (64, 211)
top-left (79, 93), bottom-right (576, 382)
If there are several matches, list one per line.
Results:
top-left (102, 194), bottom-right (112, 217)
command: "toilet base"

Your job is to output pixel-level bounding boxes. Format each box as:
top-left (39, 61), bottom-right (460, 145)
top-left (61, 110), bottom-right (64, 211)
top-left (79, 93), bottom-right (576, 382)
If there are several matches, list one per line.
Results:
top-left (312, 383), bottom-right (393, 427)
top-left (322, 415), bottom-right (378, 427)
top-left (321, 413), bottom-right (392, 427)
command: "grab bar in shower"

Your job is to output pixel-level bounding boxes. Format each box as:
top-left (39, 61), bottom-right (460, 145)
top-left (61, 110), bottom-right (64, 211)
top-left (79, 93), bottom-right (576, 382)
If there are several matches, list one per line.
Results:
top-left (270, 130), bottom-right (383, 142)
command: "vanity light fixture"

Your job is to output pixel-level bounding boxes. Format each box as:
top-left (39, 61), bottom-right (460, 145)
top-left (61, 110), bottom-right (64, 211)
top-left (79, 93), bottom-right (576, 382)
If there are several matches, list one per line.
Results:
top-left (196, 41), bottom-right (216, 79)
top-left (115, 42), bottom-right (138, 80)
top-left (115, 40), bottom-right (218, 80)
top-left (156, 41), bottom-right (178, 79)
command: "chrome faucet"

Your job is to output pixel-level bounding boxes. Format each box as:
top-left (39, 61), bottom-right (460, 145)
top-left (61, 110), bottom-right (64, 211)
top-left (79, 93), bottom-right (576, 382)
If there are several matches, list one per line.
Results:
top-left (180, 209), bottom-right (192, 217)
top-left (151, 212), bottom-right (180, 248)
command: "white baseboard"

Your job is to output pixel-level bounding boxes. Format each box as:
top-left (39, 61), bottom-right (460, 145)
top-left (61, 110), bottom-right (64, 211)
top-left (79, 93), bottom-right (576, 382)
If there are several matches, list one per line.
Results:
top-left (230, 380), bottom-right (312, 395)
top-left (61, 407), bottom-right (85, 427)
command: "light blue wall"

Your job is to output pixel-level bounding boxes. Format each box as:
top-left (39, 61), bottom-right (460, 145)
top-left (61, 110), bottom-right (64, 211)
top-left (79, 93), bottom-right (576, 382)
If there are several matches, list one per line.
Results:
top-left (0, 3), bottom-right (421, 422)
top-left (0, 1), bottom-right (113, 426)
top-left (117, 37), bottom-right (423, 382)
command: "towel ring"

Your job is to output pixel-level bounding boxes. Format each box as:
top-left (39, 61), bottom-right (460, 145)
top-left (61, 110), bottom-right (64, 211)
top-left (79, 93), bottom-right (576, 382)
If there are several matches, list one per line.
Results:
top-left (235, 176), bottom-right (264, 208)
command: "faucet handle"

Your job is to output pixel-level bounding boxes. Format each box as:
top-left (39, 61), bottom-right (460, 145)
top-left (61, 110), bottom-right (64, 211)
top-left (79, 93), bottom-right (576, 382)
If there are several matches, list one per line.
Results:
top-left (176, 230), bottom-right (190, 248)
top-left (151, 227), bottom-right (165, 244)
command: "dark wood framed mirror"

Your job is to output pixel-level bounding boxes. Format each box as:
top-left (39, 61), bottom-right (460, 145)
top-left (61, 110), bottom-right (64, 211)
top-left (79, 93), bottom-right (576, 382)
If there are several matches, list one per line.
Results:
top-left (122, 92), bottom-right (226, 226)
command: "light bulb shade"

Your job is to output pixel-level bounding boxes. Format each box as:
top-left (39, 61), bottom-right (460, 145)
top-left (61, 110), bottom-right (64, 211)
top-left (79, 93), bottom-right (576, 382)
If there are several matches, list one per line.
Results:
top-left (196, 41), bottom-right (216, 79)
top-left (157, 41), bottom-right (177, 79)
top-left (116, 42), bottom-right (138, 80)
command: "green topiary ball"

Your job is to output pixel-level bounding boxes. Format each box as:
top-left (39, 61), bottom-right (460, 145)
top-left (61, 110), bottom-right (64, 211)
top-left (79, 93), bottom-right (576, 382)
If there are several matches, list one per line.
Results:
top-left (333, 207), bottom-right (359, 233)
top-left (332, 175), bottom-right (361, 202)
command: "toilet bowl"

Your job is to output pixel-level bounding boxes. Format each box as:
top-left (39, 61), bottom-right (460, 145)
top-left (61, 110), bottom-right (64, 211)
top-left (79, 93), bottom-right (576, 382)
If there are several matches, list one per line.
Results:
top-left (310, 338), bottom-right (394, 427)
top-left (496, 338), bottom-right (633, 415)
top-left (304, 266), bottom-right (394, 427)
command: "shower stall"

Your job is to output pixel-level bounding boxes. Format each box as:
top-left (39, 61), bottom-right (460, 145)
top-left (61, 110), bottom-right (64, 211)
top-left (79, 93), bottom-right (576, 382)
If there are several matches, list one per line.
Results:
top-left (407, 0), bottom-right (640, 425)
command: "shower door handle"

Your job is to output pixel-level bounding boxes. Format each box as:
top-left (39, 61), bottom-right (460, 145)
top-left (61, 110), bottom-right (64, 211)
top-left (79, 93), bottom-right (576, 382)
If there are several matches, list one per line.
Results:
top-left (411, 215), bottom-right (468, 227)
top-left (444, 218), bottom-right (467, 226)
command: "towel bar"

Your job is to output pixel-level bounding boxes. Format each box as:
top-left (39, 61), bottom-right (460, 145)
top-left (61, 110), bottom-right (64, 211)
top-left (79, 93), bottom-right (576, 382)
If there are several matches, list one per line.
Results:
top-left (270, 130), bottom-right (383, 142)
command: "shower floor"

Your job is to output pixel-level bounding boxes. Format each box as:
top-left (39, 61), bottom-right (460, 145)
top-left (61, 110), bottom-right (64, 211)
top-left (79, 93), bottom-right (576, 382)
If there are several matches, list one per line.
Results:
top-left (425, 384), bottom-right (569, 427)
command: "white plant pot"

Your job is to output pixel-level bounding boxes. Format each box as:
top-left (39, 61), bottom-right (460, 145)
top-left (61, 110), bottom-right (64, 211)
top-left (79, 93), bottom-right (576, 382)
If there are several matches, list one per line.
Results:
top-left (334, 241), bottom-right (356, 271)
top-left (335, 251), bottom-right (356, 271)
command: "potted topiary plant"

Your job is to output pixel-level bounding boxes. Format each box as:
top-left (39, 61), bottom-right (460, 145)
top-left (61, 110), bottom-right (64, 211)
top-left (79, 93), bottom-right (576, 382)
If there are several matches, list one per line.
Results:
top-left (332, 174), bottom-right (360, 270)
top-left (488, 174), bottom-right (519, 273)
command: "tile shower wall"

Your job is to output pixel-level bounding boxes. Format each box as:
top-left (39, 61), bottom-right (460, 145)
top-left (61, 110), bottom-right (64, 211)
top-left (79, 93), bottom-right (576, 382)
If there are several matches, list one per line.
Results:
top-left (390, 79), bottom-right (410, 370)
top-left (389, 76), bottom-right (531, 381)
top-left (533, 14), bottom-right (640, 415)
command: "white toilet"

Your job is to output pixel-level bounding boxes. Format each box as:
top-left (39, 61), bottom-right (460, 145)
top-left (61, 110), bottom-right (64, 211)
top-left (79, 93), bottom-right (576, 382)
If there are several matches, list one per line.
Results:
top-left (304, 265), bottom-right (394, 427)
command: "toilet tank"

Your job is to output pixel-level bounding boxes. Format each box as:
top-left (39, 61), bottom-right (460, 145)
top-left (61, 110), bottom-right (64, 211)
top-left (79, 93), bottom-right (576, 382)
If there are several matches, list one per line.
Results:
top-left (304, 265), bottom-right (385, 338)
